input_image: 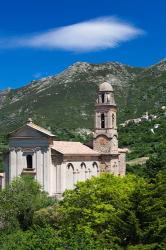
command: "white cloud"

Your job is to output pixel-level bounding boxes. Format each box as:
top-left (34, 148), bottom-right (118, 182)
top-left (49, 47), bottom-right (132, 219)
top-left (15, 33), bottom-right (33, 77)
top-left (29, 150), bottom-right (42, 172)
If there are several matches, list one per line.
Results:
top-left (0, 17), bottom-right (145, 52)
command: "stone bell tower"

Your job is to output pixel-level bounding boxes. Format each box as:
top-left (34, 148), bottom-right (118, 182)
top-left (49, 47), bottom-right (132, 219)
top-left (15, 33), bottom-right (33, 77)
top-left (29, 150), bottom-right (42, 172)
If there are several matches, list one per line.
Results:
top-left (93, 81), bottom-right (119, 173)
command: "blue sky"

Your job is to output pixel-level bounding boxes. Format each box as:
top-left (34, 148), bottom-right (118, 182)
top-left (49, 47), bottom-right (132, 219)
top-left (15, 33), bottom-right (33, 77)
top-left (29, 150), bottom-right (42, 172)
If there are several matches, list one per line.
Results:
top-left (0, 0), bottom-right (165, 89)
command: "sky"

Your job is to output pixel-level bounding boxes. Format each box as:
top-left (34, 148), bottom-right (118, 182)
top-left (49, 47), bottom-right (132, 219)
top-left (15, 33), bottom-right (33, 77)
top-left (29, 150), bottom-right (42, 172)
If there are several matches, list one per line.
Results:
top-left (0, 0), bottom-right (165, 89)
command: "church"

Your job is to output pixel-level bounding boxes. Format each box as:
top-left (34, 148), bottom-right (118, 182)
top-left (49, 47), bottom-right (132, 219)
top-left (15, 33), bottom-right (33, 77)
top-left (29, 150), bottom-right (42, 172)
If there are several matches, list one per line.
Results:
top-left (3, 82), bottom-right (127, 196)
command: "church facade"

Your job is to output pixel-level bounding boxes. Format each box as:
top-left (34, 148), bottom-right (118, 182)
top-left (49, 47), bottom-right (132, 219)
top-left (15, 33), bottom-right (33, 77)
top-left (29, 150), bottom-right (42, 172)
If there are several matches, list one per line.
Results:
top-left (3, 82), bottom-right (127, 196)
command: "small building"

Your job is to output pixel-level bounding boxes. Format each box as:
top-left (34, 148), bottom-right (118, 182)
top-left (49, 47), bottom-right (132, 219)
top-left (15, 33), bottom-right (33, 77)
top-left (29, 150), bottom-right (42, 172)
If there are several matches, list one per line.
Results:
top-left (3, 82), bottom-right (127, 196)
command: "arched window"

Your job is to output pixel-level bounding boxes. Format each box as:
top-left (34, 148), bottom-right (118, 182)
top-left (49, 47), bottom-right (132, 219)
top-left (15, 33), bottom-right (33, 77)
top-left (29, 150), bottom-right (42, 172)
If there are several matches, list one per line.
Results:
top-left (66, 163), bottom-right (74, 190)
top-left (80, 162), bottom-right (86, 181)
top-left (101, 93), bottom-right (105, 103)
top-left (101, 113), bottom-right (105, 128)
top-left (67, 163), bottom-right (74, 169)
top-left (26, 155), bottom-right (33, 169)
top-left (112, 114), bottom-right (115, 128)
top-left (92, 162), bottom-right (99, 176)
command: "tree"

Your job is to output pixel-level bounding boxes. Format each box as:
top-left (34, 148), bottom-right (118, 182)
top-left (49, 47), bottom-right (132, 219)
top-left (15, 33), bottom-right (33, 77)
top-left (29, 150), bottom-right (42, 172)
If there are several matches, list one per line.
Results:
top-left (0, 176), bottom-right (55, 231)
top-left (57, 174), bottom-right (145, 247)
top-left (0, 172), bottom-right (165, 249)
top-left (0, 226), bottom-right (62, 250)
top-left (138, 170), bottom-right (166, 247)
top-left (146, 143), bottom-right (166, 178)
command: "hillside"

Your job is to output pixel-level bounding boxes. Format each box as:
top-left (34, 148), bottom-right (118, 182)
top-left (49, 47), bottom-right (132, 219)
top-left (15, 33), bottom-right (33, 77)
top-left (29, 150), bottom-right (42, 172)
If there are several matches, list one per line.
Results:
top-left (0, 59), bottom-right (166, 134)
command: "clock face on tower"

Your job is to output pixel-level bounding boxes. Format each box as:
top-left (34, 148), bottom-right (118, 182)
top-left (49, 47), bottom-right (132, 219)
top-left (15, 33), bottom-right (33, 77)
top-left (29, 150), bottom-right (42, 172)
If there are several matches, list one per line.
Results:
top-left (95, 135), bottom-right (111, 153)
top-left (98, 136), bottom-right (108, 145)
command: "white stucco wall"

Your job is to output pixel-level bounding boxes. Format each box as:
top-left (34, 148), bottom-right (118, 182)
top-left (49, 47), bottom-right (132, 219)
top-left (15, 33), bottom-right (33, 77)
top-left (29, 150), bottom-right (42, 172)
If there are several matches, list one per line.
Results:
top-left (51, 160), bottom-right (100, 196)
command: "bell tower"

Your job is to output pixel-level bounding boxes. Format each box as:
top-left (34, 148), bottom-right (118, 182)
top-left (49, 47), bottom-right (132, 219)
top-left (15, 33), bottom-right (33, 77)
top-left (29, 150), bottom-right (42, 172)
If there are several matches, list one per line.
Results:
top-left (93, 82), bottom-right (119, 171)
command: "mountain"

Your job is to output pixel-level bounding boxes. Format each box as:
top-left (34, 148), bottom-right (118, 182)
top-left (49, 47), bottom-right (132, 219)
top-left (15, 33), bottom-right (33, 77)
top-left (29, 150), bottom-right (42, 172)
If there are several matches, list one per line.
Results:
top-left (0, 59), bottom-right (166, 133)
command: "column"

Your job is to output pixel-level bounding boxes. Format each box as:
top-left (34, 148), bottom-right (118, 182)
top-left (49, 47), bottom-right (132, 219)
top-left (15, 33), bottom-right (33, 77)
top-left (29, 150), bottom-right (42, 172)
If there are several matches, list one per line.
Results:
top-left (17, 148), bottom-right (23, 176)
top-left (36, 148), bottom-right (43, 187)
top-left (43, 148), bottom-right (49, 193)
top-left (108, 111), bottom-right (111, 128)
top-left (60, 163), bottom-right (66, 193)
top-left (56, 164), bottom-right (61, 194)
top-left (73, 168), bottom-right (77, 186)
top-left (47, 148), bottom-right (51, 195)
top-left (98, 114), bottom-right (101, 128)
top-left (9, 148), bottom-right (17, 180)
top-left (50, 158), bottom-right (57, 195)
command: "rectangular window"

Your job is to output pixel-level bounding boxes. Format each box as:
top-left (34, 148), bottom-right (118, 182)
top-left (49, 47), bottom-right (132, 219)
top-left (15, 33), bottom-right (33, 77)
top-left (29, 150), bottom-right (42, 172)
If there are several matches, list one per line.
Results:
top-left (26, 155), bottom-right (33, 169)
top-left (101, 113), bottom-right (105, 128)
top-left (101, 94), bottom-right (105, 103)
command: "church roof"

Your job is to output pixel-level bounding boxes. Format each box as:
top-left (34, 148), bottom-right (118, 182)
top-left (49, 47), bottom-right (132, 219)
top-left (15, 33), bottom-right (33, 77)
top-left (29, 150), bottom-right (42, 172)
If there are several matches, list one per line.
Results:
top-left (27, 122), bottom-right (55, 137)
top-left (9, 118), bottom-right (55, 137)
top-left (118, 148), bottom-right (129, 153)
top-left (99, 82), bottom-right (113, 92)
top-left (51, 141), bottom-right (100, 156)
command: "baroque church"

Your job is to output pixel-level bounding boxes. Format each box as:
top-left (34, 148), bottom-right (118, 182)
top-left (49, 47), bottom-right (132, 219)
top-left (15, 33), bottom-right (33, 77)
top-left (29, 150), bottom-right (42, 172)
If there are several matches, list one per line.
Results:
top-left (3, 82), bottom-right (127, 196)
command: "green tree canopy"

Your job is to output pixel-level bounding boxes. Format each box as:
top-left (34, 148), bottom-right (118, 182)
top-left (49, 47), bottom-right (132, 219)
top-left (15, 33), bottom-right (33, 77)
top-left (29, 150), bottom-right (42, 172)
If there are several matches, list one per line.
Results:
top-left (0, 176), bottom-right (55, 231)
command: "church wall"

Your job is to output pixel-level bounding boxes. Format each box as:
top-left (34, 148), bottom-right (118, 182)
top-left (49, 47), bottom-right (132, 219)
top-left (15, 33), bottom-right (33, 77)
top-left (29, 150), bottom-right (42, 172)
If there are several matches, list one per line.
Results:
top-left (118, 153), bottom-right (126, 176)
top-left (99, 154), bottom-right (120, 175)
top-left (63, 159), bottom-right (100, 191)
top-left (51, 154), bottom-right (63, 196)
top-left (51, 155), bottom-right (100, 196)
top-left (110, 158), bottom-right (120, 176)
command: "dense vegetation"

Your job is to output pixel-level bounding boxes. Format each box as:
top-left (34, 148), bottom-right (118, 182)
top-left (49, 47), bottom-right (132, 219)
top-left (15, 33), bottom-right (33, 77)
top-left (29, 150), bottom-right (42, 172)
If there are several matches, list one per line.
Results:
top-left (0, 60), bottom-right (166, 133)
top-left (119, 110), bottom-right (166, 160)
top-left (118, 108), bottom-right (166, 177)
top-left (0, 171), bottom-right (165, 249)
top-left (0, 134), bottom-right (7, 172)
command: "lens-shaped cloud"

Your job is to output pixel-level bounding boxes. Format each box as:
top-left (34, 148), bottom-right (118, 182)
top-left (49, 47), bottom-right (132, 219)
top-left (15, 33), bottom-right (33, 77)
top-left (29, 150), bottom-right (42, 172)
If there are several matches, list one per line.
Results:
top-left (0, 17), bottom-right (145, 52)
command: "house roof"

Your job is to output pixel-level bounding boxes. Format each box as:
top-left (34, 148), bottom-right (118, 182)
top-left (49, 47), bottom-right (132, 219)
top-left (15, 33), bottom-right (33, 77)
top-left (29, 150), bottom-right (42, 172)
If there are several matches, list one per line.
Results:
top-left (51, 141), bottom-right (100, 156)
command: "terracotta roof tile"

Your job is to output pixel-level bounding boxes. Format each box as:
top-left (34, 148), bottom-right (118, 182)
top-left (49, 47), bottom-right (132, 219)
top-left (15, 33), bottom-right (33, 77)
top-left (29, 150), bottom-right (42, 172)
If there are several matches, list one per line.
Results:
top-left (51, 141), bottom-right (100, 156)
top-left (118, 148), bottom-right (128, 153)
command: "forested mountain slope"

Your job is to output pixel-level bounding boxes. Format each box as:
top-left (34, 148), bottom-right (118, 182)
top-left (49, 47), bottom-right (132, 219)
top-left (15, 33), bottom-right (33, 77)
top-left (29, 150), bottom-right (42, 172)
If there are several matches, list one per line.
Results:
top-left (0, 59), bottom-right (166, 133)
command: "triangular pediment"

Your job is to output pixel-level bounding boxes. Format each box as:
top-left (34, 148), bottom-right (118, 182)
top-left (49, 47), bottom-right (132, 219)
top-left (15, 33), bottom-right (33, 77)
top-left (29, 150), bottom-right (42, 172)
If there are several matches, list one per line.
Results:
top-left (10, 125), bottom-right (48, 139)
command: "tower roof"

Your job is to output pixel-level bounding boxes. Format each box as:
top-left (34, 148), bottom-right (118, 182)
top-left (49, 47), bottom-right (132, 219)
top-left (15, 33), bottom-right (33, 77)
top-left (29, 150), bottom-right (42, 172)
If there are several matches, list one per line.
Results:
top-left (99, 82), bottom-right (113, 92)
